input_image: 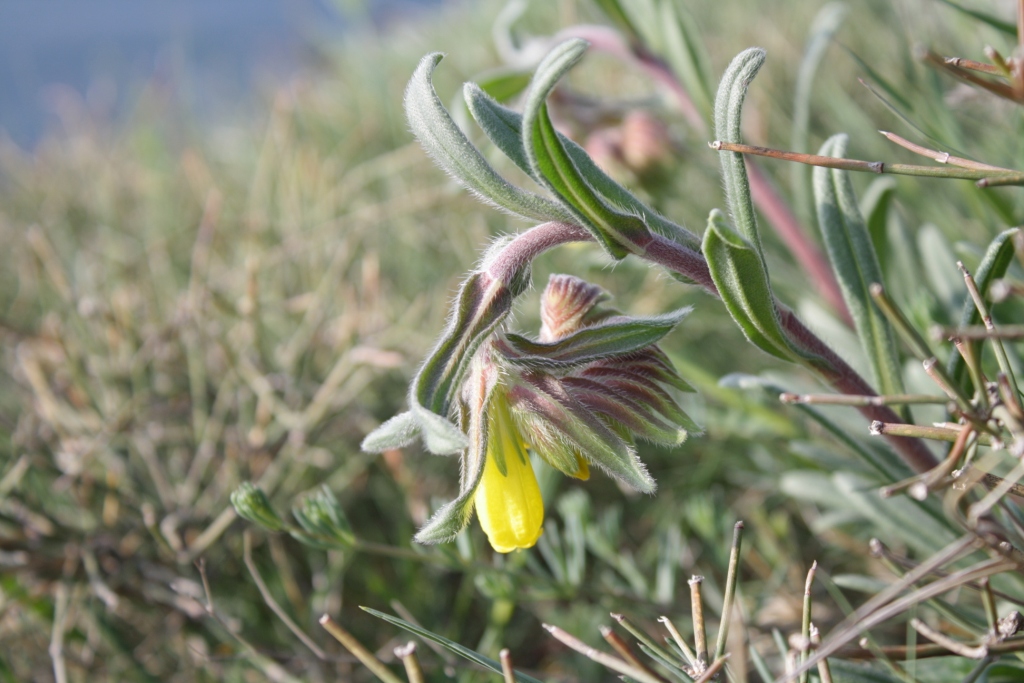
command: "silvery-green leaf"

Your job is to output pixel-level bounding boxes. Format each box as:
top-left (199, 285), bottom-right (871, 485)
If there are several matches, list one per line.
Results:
top-left (521, 39), bottom-right (653, 259)
top-left (405, 52), bottom-right (569, 223)
top-left (500, 307), bottom-right (691, 369)
top-left (411, 271), bottom-right (514, 443)
top-left (860, 177), bottom-right (897, 270)
top-left (659, 0), bottom-right (714, 122)
top-left (714, 47), bottom-right (768, 263)
top-left (360, 411), bottom-right (420, 453)
top-left (814, 133), bottom-right (903, 397)
top-left (702, 209), bottom-right (795, 361)
top-left (413, 358), bottom-right (494, 543)
top-left (790, 3), bottom-right (847, 224)
top-left (465, 82), bottom-right (700, 250)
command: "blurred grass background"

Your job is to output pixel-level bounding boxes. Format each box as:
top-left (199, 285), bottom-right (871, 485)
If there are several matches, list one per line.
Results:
top-left (2, 0), bottom-right (1024, 680)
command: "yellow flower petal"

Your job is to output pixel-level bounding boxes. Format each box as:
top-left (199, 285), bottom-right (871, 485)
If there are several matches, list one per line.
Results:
top-left (474, 397), bottom-right (544, 553)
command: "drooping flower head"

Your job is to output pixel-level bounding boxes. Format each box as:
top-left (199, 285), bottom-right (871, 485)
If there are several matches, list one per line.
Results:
top-left (364, 265), bottom-right (698, 553)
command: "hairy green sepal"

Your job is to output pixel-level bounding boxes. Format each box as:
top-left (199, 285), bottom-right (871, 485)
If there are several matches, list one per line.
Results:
top-left (501, 308), bottom-right (692, 370)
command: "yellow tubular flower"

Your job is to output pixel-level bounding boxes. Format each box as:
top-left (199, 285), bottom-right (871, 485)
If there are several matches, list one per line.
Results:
top-left (474, 394), bottom-right (544, 553)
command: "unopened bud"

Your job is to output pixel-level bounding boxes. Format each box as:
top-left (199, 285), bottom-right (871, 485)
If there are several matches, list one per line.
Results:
top-left (291, 485), bottom-right (355, 549)
top-left (230, 483), bottom-right (286, 532)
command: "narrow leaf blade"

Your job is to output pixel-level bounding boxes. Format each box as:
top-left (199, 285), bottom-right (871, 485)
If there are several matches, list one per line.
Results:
top-left (813, 133), bottom-right (904, 397)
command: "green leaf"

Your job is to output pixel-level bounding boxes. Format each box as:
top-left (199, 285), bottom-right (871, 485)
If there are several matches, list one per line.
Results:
top-left (947, 227), bottom-right (1021, 386)
top-left (814, 133), bottom-right (904, 397)
top-left (702, 210), bottom-right (797, 362)
top-left (360, 411), bottom-right (420, 452)
top-left (933, 0), bottom-right (1016, 35)
top-left (465, 83), bottom-right (701, 249)
top-left (859, 177), bottom-right (898, 270)
top-left (361, 607), bottom-right (547, 683)
top-left (589, 0), bottom-right (643, 41)
top-left (500, 308), bottom-right (692, 369)
top-left (473, 67), bottom-right (533, 103)
top-left (414, 359), bottom-right (493, 543)
top-left (714, 47), bottom-right (767, 263)
top-left (791, 3), bottom-right (847, 223)
top-left (521, 39), bottom-right (654, 258)
top-left (404, 52), bottom-right (570, 223)
top-left (406, 270), bottom-right (518, 454)
top-left (658, 0), bottom-right (714, 122)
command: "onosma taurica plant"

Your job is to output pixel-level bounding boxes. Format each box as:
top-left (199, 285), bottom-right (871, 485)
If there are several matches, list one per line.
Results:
top-left (230, 2), bottom-right (1024, 681)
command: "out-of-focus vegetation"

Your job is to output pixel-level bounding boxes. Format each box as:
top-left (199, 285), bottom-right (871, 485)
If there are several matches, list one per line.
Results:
top-left (5, 0), bottom-right (1024, 681)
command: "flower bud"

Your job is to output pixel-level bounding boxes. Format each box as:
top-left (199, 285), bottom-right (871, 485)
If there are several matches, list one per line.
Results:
top-left (230, 483), bottom-right (286, 532)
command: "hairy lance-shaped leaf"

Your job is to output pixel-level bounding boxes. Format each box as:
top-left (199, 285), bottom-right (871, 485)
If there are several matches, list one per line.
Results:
top-left (563, 376), bottom-right (689, 444)
top-left (714, 47), bottom-right (767, 263)
top-left (404, 52), bottom-right (571, 223)
top-left (703, 209), bottom-right (794, 361)
top-left (521, 39), bottom-right (654, 259)
top-left (814, 133), bottom-right (903, 397)
top-left (500, 308), bottom-right (692, 370)
top-left (509, 372), bottom-right (655, 492)
top-left (947, 227), bottom-right (1020, 386)
top-left (362, 269), bottom-right (517, 456)
top-left (413, 356), bottom-right (495, 543)
top-left (465, 83), bottom-right (701, 250)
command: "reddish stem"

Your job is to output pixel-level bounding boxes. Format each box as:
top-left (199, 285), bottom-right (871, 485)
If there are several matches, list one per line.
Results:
top-left (485, 221), bottom-right (938, 474)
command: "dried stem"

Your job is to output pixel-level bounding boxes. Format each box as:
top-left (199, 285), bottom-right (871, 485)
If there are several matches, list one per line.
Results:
top-left (658, 615), bottom-right (700, 670)
top-left (49, 582), bottom-right (69, 683)
top-left (395, 642), bottom-right (426, 683)
top-left (871, 421), bottom-right (993, 445)
top-left (689, 576), bottom-right (708, 671)
top-left (691, 654), bottom-right (729, 683)
top-left (959, 261), bottom-right (1020, 398)
top-left (780, 392), bottom-right (946, 406)
top-left (320, 615), bottom-right (404, 683)
top-left (840, 636), bottom-right (1024, 660)
top-left (499, 649), bottom-right (516, 683)
top-left (943, 56), bottom-right (1004, 75)
top-left (612, 613), bottom-right (682, 665)
top-left (710, 140), bottom-right (1024, 185)
top-left (543, 624), bottom-right (669, 683)
top-left (243, 531), bottom-right (327, 659)
top-left (879, 131), bottom-right (1008, 172)
top-left (910, 618), bottom-right (988, 659)
top-left (600, 626), bottom-right (670, 683)
top-left (800, 562), bottom-right (817, 683)
top-left (714, 521), bottom-right (744, 659)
